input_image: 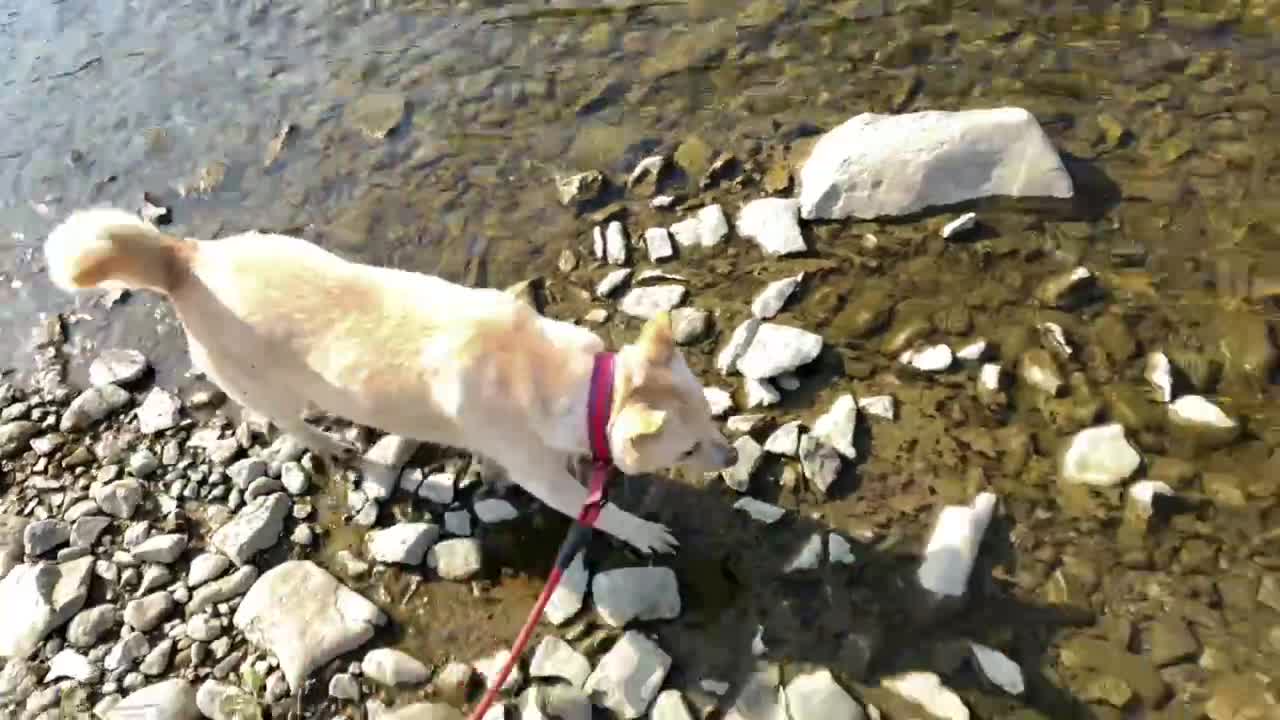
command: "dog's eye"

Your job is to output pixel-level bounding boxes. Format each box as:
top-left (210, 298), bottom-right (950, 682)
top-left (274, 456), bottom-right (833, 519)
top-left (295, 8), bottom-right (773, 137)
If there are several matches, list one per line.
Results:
top-left (681, 442), bottom-right (700, 458)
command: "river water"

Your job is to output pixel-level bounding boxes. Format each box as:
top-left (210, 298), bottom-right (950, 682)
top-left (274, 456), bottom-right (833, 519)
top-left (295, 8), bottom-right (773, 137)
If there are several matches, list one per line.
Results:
top-left (3, 0), bottom-right (1280, 717)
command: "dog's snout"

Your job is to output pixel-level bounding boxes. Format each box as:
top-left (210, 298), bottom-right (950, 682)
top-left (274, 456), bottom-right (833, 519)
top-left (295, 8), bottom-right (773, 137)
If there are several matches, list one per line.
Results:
top-left (717, 443), bottom-right (738, 468)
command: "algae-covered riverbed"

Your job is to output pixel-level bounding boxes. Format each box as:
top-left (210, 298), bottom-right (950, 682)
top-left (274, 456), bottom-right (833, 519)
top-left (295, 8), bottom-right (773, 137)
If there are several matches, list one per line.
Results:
top-left (2, 1), bottom-right (1280, 718)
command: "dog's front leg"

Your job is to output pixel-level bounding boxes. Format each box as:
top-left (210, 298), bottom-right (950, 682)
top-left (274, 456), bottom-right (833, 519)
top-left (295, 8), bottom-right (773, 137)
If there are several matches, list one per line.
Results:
top-left (500, 450), bottom-right (678, 555)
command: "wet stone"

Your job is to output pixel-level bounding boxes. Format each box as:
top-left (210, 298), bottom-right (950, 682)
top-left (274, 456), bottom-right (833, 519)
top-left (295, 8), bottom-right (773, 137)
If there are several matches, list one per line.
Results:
top-left (367, 523), bottom-right (440, 565)
top-left (348, 92), bottom-right (406, 140)
top-left (89, 350), bottom-right (149, 387)
top-left (592, 567), bottom-right (681, 627)
top-left (736, 198), bottom-right (806, 256)
top-left (427, 538), bottom-right (483, 581)
top-left (1060, 423), bottom-right (1141, 487)
top-left (1148, 618), bottom-right (1200, 666)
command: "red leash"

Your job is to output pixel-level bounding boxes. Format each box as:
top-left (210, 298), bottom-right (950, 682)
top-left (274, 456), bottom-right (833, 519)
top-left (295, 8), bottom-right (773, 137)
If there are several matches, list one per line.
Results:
top-left (466, 353), bottom-right (616, 720)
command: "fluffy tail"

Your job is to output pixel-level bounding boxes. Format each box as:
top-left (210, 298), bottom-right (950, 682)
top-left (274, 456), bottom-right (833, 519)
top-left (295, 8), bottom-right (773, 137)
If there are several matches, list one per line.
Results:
top-left (45, 208), bottom-right (192, 294)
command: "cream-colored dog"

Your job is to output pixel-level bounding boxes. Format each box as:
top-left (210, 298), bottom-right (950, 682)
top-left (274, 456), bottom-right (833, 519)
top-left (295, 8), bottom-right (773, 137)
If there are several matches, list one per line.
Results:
top-left (44, 208), bottom-right (736, 554)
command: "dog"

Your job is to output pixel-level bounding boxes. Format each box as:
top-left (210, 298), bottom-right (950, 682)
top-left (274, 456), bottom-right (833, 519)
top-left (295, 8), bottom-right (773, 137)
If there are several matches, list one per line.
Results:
top-left (44, 208), bottom-right (737, 554)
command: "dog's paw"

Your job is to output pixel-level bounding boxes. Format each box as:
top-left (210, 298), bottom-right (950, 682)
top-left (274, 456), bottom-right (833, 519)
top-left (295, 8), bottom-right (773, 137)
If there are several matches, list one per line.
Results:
top-left (624, 519), bottom-right (679, 555)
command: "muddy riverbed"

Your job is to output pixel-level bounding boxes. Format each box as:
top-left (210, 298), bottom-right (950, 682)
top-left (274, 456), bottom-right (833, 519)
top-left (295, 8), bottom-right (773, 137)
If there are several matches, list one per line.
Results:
top-left (3, 0), bottom-right (1280, 718)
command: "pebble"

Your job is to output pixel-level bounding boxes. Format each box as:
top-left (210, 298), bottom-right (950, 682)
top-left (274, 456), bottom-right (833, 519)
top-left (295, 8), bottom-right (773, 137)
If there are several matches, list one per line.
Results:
top-left (899, 343), bottom-right (954, 372)
top-left (969, 643), bottom-right (1024, 695)
top-left (132, 533), bottom-right (188, 564)
top-left (140, 638), bottom-right (174, 676)
top-left (363, 648), bottom-right (430, 687)
top-left (596, 268), bottom-right (632, 298)
top-left (530, 636), bottom-right (591, 688)
top-left (785, 534), bottom-right (824, 573)
top-left (940, 212), bottom-right (977, 239)
top-left (671, 307), bottom-right (710, 345)
top-left (881, 672), bottom-right (968, 720)
top-left (124, 591), bottom-right (175, 632)
top-left (444, 511), bottom-right (472, 537)
top-left (137, 388), bottom-right (182, 434)
top-left (764, 421), bottom-right (802, 457)
top-left (128, 449), bottom-right (160, 477)
top-left (417, 471), bottom-right (456, 504)
top-left (24, 519), bottom-right (71, 556)
top-left (188, 566), bottom-right (258, 615)
top-left (106, 631), bottom-right (150, 671)
top-left (475, 499), bottom-right (519, 524)
top-left (427, 538), bottom-right (484, 581)
top-left (196, 680), bottom-right (254, 720)
top-left (1128, 480), bottom-right (1174, 516)
top-left (1168, 394), bottom-right (1240, 445)
top-left (211, 492), bottom-right (290, 565)
top-left (1061, 424), bottom-right (1141, 487)
top-left (476, 650), bottom-right (524, 693)
top-left (745, 378), bottom-right (780, 408)
top-left (187, 613), bottom-right (224, 642)
top-left (89, 349), bottom-right (149, 387)
top-left (812, 394), bottom-right (858, 460)
top-left (330, 672), bottom-right (361, 701)
top-left (978, 363), bottom-right (1004, 396)
top-left (367, 523), bottom-right (441, 565)
top-left (60, 384), bottom-right (131, 431)
top-left (280, 462), bottom-right (310, 495)
top-left (67, 605), bottom-right (118, 647)
top-left (619, 285), bottom-right (686, 320)
top-left (584, 631), bottom-right (671, 718)
top-left (546, 552), bottom-right (589, 626)
top-left (703, 387), bottom-right (734, 418)
top-left (669, 205), bottom-right (729, 249)
top-left (188, 553), bottom-right (232, 589)
top-left (722, 436), bottom-right (763, 491)
top-left (1145, 351), bottom-right (1174, 402)
top-left (109, 679), bottom-right (199, 720)
top-left (732, 323), bottom-right (824, 379)
top-left (828, 534), bottom-right (857, 566)
top-left (917, 493), bottom-right (997, 600)
top-left (362, 435), bottom-right (420, 501)
top-left (645, 228), bottom-right (675, 262)
top-left (628, 155), bottom-right (665, 189)
top-left (1019, 349), bottom-right (1064, 396)
top-left (591, 567), bottom-right (681, 627)
top-left (799, 436), bottom-right (842, 494)
top-left (785, 669), bottom-right (865, 720)
top-left (47, 648), bottom-right (95, 682)
top-left (735, 198), bottom-right (806, 256)
top-left (955, 339), bottom-right (989, 361)
top-left (857, 395), bottom-right (895, 421)
top-left (751, 274), bottom-right (803, 320)
top-left (605, 221), bottom-right (628, 266)
top-left (92, 479), bottom-right (144, 519)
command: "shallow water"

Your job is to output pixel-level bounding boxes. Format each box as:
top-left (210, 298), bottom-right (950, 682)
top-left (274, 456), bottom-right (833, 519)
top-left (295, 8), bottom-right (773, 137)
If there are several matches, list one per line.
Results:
top-left (4, 0), bottom-right (1280, 716)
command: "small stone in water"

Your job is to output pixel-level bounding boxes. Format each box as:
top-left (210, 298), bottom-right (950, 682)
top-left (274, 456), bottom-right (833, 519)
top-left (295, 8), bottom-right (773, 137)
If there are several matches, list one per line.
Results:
top-left (605, 222), bottom-right (628, 266)
top-left (596, 269), bottom-right (632, 298)
top-left (857, 395), bottom-right (895, 421)
top-left (645, 228), bottom-right (675, 262)
top-left (1145, 351), bottom-right (1174, 403)
top-left (899, 344), bottom-right (953, 372)
top-left (940, 212), bottom-right (977, 239)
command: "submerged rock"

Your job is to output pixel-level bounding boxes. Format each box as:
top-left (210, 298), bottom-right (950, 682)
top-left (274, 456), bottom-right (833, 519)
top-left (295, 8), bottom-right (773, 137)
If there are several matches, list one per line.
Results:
top-left (797, 108), bottom-right (1072, 220)
top-left (348, 92), bottom-right (407, 140)
top-left (751, 274), bottom-right (803, 320)
top-left (736, 198), bottom-right (806, 256)
top-left (916, 493), bottom-right (997, 606)
top-left (732, 323), bottom-right (824, 379)
top-left (1061, 423), bottom-right (1142, 487)
top-left (1168, 395), bottom-right (1241, 449)
top-left (811, 395), bottom-right (858, 460)
top-left (89, 349), bottom-right (149, 387)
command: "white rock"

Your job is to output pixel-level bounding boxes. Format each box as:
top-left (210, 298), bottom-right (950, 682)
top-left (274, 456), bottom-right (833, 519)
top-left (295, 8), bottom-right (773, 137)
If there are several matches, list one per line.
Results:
top-left (745, 378), bottom-right (781, 408)
top-left (812, 394), bottom-right (858, 460)
top-left (941, 212), bottom-right (978, 239)
top-left (799, 436), bottom-right (842, 494)
top-left (367, 523), bottom-right (440, 565)
top-left (196, 680), bottom-right (253, 720)
top-left (188, 566), bottom-right (258, 616)
top-left (593, 226), bottom-right (606, 260)
top-left (546, 551), bottom-right (588, 626)
top-left (722, 436), bottom-right (764, 492)
top-left (645, 228), bottom-right (675, 262)
top-left (1060, 423), bottom-right (1141, 487)
top-left (105, 630), bottom-right (149, 670)
top-left (106, 679), bottom-right (199, 720)
top-left (751, 274), bottom-right (803, 320)
top-left (1128, 480), bottom-right (1175, 516)
top-left (701, 679), bottom-right (731, 696)
top-left (186, 614), bottom-right (223, 642)
top-left (619, 285), bottom-right (685, 320)
top-left (726, 414), bottom-right (766, 434)
top-left (651, 690), bottom-right (695, 720)
top-left (735, 323), bottom-right (824, 379)
top-left (881, 672), bottom-right (968, 720)
top-left (628, 155), bottom-right (665, 188)
top-left (519, 684), bottom-right (590, 720)
top-left (362, 435), bottom-right (420, 501)
top-left (1039, 321), bottom-right (1072, 358)
top-left (916, 493), bottom-right (997, 599)
top-left (592, 567), bottom-right (681, 627)
top-left (137, 389), bottom-right (182, 434)
top-left (978, 363), bottom-right (1004, 393)
top-left (132, 534), bottom-right (187, 564)
top-left (1145, 351), bottom-right (1174, 403)
top-left (733, 498), bottom-right (786, 524)
top-left (0, 557), bottom-right (93, 658)
top-left (969, 642), bottom-right (1024, 696)
top-left (1169, 394), bottom-right (1237, 430)
top-left (605, 222), bottom-right (628, 266)
top-left (764, 421), bottom-right (802, 456)
top-left (475, 499), bottom-right (519, 524)
top-left (717, 319), bottom-right (761, 375)
top-left (651, 195), bottom-right (676, 209)
top-left (363, 648), bottom-right (430, 687)
top-left (857, 395), bottom-right (895, 421)
top-left (775, 373), bottom-right (801, 391)
top-left (399, 467), bottom-right (425, 495)
top-left (899, 344), bottom-right (953, 373)
top-left (47, 648), bottom-right (94, 681)
top-left (476, 649), bottom-right (524, 693)
top-left (67, 604), bottom-right (118, 648)
top-left (829, 535), bottom-right (857, 566)
top-left (419, 471), bottom-right (456, 504)
top-left (187, 553), bottom-right (231, 589)
top-left (530, 636), bottom-right (591, 688)
top-left (444, 511), bottom-right (472, 537)
top-left (725, 665), bottom-right (785, 720)
top-left (797, 108), bottom-right (1072, 220)
top-left (211, 493), bottom-right (290, 565)
top-left (703, 387), bottom-right (734, 418)
top-left (596, 269), bottom-right (632, 298)
top-left (233, 560), bottom-right (386, 691)
top-left (89, 349), bottom-right (149, 387)
top-left (956, 339), bottom-right (989, 361)
top-left (785, 534), bottom-right (824, 573)
top-left (60, 384), bottom-right (131, 431)
top-left (584, 631), bottom-right (671, 718)
top-left (736, 198), bottom-right (806, 256)
top-left (281, 462), bottom-right (310, 495)
top-left (785, 669), bottom-right (865, 720)
top-left (92, 479), bottom-right (144, 519)
top-left (427, 538), bottom-right (483, 581)
top-left (669, 205), bottom-right (729, 249)
top-left (330, 673), bottom-right (361, 701)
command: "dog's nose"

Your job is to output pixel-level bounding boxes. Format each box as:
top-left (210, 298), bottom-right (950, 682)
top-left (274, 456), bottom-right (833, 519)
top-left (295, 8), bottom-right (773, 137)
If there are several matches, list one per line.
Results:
top-left (718, 443), bottom-right (738, 468)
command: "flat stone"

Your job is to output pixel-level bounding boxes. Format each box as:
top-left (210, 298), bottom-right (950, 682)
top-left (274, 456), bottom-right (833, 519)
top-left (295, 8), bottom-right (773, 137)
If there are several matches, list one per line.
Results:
top-left (545, 552), bottom-right (588, 625)
top-left (211, 493), bottom-right (289, 565)
top-left (596, 268), bottom-right (632, 298)
top-left (736, 198), bottom-right (806, 256)
top-left (916, 493), bottom-right (997, 600)
top-left (969, 643), bottom-right (1024, 695)
top-left (1061, 424), bottom-right (1141, 487)
top-left (584, 631), bottom-right (671, 718)
top-left (785, 669), bottom-right (864, 720)
top-left (881, 672), bottom-right (969, 720)
top-left (367, 523), bottom-right (440, 565)
top-left (474, 499), bottom-right (519, 524)
top-left (1145, 352), bottom-right (1174, 403)
top-left (106, 679), bottom-right (199, 720)
top-left (427, 538), bottom-right (483, 581)
top-left (605, 221), bottom-right (628, 266)
top-left (188, 566), bottom-right (258, 616)
top-left (349, 92), bottom-right (406, 139)
top-left (812, 394), bottom-right (858, 460)
top-left (733, 323), bottom-right (823, 379)
top-left (669, 205), bottom-right (729, 249)
top-left (652, 691), bottom-right (695, 720)
top-left (785, 534), bottom-right (824, 573)
top-left (619, 285), bottom-right (686, 320)
top-left (419, 471), bottom-right (457, 504)
top-left (93, 479), bottom-right (144, 519)
top-left (745, 378), bottom-right (780, 408)
top-left (592, 567), bottom-right (681, 627)
top-left (899, 344), bottom-right (954, 372)
top-left (530, 636), bottom-right (591, 688)
top-left (362, 435), bottom-right (419, 501)
top-left (125, 591), bottom-right (175, 632)
top-left (645, 228), bottom-right (675, 262)
top-left (234, 560), bottom-right (385, 691)
top-left (61, 384), bottom-right (131, 431)
top-left (733, 498), bottom-right (786, 524)
top-left (138, 388), bottom-right (182, 434)
top-left (671, 307), bottom-right (710, 345)
top-left (133, 534), bottom-right (188, 564)
top-left (722, 436), bottom-right (763, 492)
top-left (24, 519), bottom-right (71, 557)
top-left (797, 108), bottom-right (1072, 220)
top-left (763, 421), bottom-right (802, 457)
top-left (67, 604), bottom-right (118, 647)
top-left (187, 553), bottom-right (231, 589)
top-left (0, 557), bottom-right (93, 658)
top-left (71, 515), bottom-right (112, 549)
top-left (90, 349), bottom-right (149, 387)
top-left (828, 534), bottom-right (856, 565)
top-left (363, 648), bottom-right (430, 687)
top-left (751, 274), bottom-right (803, 319)
top-left (940, 212), bottom-right (978, 239)
top-left (799, 436), bottom-right (841, 494)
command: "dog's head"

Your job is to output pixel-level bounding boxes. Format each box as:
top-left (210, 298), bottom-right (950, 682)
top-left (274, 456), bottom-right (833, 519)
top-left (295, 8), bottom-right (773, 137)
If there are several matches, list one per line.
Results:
top-left (609, 312), bottom-right (736, 475)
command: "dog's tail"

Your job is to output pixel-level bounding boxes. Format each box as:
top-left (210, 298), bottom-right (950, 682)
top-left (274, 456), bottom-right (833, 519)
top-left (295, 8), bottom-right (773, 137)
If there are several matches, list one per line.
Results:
top-left (45, 208), bottom-right (193, 294)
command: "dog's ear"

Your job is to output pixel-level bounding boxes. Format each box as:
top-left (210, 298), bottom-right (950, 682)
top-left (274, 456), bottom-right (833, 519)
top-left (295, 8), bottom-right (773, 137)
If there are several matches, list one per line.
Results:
top-left (638, 311), bottom-right (674, 366)
top-left (614, 403), bottom-right (668, 466)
